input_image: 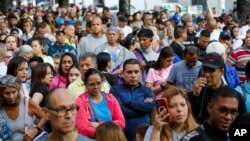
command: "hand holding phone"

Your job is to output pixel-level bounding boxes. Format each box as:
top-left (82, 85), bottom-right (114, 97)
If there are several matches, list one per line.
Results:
top-left (156, 98), bottom-right (171, 123)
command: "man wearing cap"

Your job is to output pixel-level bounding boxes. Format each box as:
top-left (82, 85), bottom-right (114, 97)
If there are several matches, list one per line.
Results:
top-left (48, 30), bottom-right (77, 57)
top-left (190, 52), bottom-right (246, 124)
top-left (219, 31), bottom-right (232, 53)
top-left (195, 16), bottom-right (206, 33)
top-left (77, 17), bottom-right (107, 55)
top-left (95, 25), bottom-right (136, 71)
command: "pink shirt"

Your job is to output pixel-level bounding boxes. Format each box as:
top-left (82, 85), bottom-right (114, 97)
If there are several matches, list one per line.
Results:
top-left (48, 74), bottom-right (67, 91)
top-left (146, 65), bottom-right (173, 98)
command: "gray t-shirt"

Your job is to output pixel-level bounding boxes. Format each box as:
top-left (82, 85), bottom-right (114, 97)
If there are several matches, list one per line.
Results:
top-left (36, 134), bottom-right (95, 141)
top-left (167, 60), bottom-right (202, 92)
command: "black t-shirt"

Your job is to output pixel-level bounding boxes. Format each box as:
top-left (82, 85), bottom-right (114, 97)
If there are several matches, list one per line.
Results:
top-left (30, 83), bottom-right (48, 107)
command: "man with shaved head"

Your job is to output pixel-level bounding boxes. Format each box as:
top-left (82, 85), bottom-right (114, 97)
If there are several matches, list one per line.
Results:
top-left (195, 18), bottom-right (220, 41)
top-left (36, 88), bottom-right (94, 141)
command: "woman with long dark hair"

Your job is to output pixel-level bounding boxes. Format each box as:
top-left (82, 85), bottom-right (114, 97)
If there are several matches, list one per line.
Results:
top-left (49, 53), bottom-right (77, 91)
top-left (145, 47), bottom-right (174, 98)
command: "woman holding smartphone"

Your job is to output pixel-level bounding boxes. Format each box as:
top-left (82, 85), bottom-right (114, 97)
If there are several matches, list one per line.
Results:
top-left (143, 87), bottom-right (198, 141)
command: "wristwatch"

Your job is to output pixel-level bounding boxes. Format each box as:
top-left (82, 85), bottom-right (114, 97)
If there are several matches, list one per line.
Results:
top-left (35, 125), bottom-right (42, 133)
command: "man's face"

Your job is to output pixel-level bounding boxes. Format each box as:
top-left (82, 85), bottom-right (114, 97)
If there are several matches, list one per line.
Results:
top-left (122, 64), bottom-right (141, 86)
top-left (36, 27), bottom-right (47, 38)
top-left (56, 33), bottom-right (65, 44)
top-left (8, 18), bottom-right (17, 27)
top-left (65, 25), bottom-right (75, 37)
top-left (79, 57), bottom-right (96, 76)
top-left (245, 32), bottom-right (250, 48)
top-left (47, 89), bottom-right (77, 133)
top-left (91, 18), bottom-right (102, 35)
top-left (198, 36), bottom-right (210, 48)
top-left (202, 67), bottom-right (223, 88)
top-left (184, 54), bottom-right (198, 68)
top-left (208, 97), bottom-right (238, 132)
top-left (186, 23), bottom-right (194, 33)
top-left (6, 36), bottom-right (17, 50)
top-left (139, 37), bottom-right (152, 49)
top-left (107, 31), bottom-right (118, 44)
top-left (75, 25), bottom-right (82, 34)
top-left (53, 58), bottom-right (60, 73)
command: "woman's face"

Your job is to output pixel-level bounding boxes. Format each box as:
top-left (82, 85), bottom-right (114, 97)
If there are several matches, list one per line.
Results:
top-left (31, 40), bottom-right (43, 55)
top-left (161, 56), bottom-right (174, 68)
top-left (169, 95), bottom-right (188, 125)
top-left (2, 86), bottom-right (19, 105)
top-left (16, 62), bottom-right (29, 83)
top-left (86, 74), bottom-right (103, 96)
top-left (68, 67), bottom-right (81, 84)
top-left (232, 27), bottom-right (240, 38)
top-left (41, 66), bottom-right (53, 86)
top-left (61, 55), bottom-right (73, 74)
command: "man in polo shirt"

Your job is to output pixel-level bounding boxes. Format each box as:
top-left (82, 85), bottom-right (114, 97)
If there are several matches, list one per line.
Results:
top-left (67, 52), bottom-right (109, 99)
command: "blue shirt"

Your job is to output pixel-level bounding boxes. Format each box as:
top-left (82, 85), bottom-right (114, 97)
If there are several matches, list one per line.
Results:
top-left (88, 93), bottom-right (112, 122)
top-left (235, 81), bottom-right (250, 112)
top-left (48, 43), bottom-right (77, 57)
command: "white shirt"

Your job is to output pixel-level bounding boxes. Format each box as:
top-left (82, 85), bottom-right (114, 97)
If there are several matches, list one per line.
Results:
top-left (118, 26), bottom-right (132, 38)
top-left (240, 24), bottom-right (250, 39)
top-left (0, 62), bottom-right (7, 76)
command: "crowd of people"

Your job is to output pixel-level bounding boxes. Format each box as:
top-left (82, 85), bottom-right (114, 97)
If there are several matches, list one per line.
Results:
top-left (0, 2), bottom-right (250, 141)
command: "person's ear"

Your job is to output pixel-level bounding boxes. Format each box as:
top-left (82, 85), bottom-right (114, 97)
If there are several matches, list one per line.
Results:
top-left (207, 102), bottom-right (213, 114)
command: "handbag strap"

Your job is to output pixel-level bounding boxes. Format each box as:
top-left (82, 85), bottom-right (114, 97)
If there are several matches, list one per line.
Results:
top-left (24, 96), bottom-right (29, 133)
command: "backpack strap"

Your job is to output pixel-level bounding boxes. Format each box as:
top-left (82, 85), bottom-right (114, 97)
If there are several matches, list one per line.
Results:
top-left (195, 125), bottom-right (212, 141)
top-left (240, 84), bottom-right (247, 102)
top-left (24, 96), bottom-right (30, 133)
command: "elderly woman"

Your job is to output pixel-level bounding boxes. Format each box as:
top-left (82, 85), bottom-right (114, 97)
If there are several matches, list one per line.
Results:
top-left (0, 75), bottom-right (47, 141)
top-left (16, 45), bottom-right (34, 61)
top-left (76, 68), bottom-right (125, 138)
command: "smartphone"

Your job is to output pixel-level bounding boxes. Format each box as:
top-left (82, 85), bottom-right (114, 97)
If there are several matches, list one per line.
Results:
top-left (156, 98), bottom-right (171, 122)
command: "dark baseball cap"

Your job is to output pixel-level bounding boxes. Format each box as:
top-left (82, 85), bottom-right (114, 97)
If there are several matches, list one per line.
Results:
top-left (197, 16), bottom-right (206, 23)
top-left (219, 31), bottom-right (231, 39)
top-left (202, 52), bottom-right (225, 69)
top-left (56, 30), bottom-right (65, 35)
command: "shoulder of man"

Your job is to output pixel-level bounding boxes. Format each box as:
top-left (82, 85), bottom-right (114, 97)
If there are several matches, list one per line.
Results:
top-left (181, 127), bottom-right (204, 141)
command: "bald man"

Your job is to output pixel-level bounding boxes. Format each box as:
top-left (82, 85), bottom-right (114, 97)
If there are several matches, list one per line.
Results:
top-left (36, 88), bottom-right (94, 141)
top-left (196, 18), bottom-right (220, 41)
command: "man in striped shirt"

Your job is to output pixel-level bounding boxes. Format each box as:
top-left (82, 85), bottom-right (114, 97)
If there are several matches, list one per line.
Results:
top-left (228, 29), bottom-right (250, 83)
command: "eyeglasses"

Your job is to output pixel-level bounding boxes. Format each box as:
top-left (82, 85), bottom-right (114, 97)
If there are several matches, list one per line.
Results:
top-left (218, 108), bottom-right (238, 117)
top-left (47, 105), bottom-right (78, 116)
top-left (87, 81), bottom-right (102, 87)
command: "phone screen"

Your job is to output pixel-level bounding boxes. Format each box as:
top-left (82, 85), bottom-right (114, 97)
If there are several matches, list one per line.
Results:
top-left (156, 98), bottom-right (171, 122)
